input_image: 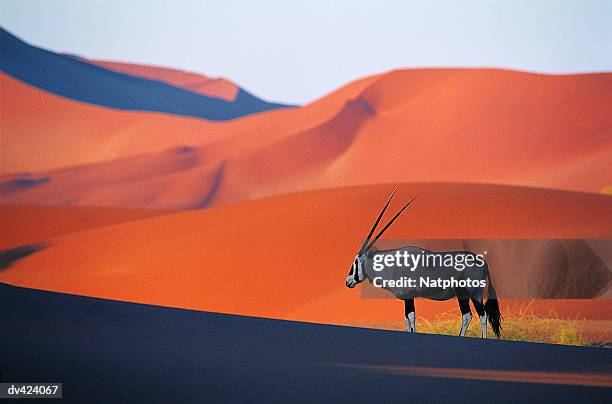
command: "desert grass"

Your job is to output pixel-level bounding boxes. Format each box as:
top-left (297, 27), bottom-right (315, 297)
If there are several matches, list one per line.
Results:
top-left (419, 309), bottom-right (587, 346)
top-left (345, 302), bottom-right (609, 347)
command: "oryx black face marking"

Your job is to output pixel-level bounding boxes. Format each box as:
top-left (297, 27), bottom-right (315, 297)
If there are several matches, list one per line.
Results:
top-left (352, 258), bottom-right (360, 282)
top-left (345, 256), bottom-right (362, 288)
top-left (344, 187), bottom-right (503, 339)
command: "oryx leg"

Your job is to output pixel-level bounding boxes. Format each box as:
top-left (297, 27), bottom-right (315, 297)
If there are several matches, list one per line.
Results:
top-left (471, 297), bottom-right (487, 338)
top-left (404, 298), bottom-right (416, 333)
top-left (458, 298), bottom-right (472, 336)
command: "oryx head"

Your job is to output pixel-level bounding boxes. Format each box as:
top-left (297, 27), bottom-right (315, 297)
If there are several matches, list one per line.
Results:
top-left (345, 254), bottom-right (365, 288)
top-left (345, 187), bottom-right (416, 289)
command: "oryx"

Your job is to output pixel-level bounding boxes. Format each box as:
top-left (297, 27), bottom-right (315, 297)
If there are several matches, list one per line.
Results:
top-left (345, 188), bottom-right (502, 338)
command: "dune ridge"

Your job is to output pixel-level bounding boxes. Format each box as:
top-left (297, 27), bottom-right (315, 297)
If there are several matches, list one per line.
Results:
top-left (2, 68), bottom-right (610, 208)
top-left (0, 28), bottom-right (290, 121)
top-left (0, 68), bottom-right (373, 173)
top-left (84, 59), bottom-right (240, 101)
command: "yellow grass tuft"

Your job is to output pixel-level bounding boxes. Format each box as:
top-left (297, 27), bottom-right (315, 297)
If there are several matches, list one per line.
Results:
top-left (420, 308), bottom-right (589, 346)
top-left (344, 303), bottom-right (609, 347)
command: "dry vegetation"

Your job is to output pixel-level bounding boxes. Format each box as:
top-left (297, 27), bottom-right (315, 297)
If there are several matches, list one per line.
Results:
top-left (345, 303), bottom-right (610, 347)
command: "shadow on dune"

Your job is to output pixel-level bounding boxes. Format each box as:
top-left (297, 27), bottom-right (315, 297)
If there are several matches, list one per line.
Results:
top-left (2, 284), bottom-right (612, 403)
top-left (0, 176), bottom-right (50, 193)
top-left (0, 243), bottom-right (45, 270)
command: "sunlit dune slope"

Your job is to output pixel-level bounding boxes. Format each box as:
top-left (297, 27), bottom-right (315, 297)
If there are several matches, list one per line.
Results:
top-left (1, 183), bottom-right (610, 325)
top-left (222, 69), bottom-right (612, 201)
top-left (1, 71), bottom-right (373, 173)
top-left (0, 73), bottom-right (212, 172)
top-left (86, 59), bottom-right (239, 101)
top-left (0, 204), bottom-right (168, 249)
top-left (2, 69), bottom-right (610, 207)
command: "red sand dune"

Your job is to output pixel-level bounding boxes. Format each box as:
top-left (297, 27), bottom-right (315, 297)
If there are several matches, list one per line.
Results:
top-left (0, 73), bottom-right (217, 173)
top-left (85, 59), bottom-right (240, 101)
top-left (1, 183), bottom-right (610, 326)
top-left (0, 204), bottom-right (167, 249)
top-left (0, 70), bottom-right (372, 174)
top-left (221, 69), bottom-right (612, 203)
top-left (2, 69), bottom-right (610, 208)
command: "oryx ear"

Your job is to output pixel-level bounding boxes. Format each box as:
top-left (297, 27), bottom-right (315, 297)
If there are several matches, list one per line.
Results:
top-left (365, 195), bottom-right (417, 253)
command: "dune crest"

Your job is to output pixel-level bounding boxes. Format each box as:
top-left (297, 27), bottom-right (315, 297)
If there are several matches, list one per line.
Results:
top-left (2, 68), bottom-right (610, 208)
top-left (85, 59), bottom-right (239, 101)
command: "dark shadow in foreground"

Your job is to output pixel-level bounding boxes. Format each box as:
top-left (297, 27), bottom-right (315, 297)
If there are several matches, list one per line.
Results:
top-left (1, 284), bottom-right (611, 403)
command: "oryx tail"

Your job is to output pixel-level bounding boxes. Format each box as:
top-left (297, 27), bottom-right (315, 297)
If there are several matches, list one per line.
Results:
top-left (484, 263), bottom-right (503, 339)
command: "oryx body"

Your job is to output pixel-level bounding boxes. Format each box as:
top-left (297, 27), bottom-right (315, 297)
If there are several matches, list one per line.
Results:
top-left (345, 188), bottom-right (502, 339)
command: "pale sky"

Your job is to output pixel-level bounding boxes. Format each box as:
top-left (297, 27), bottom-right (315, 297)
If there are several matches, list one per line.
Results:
top-left (1, 0), bottom-right (610, 104)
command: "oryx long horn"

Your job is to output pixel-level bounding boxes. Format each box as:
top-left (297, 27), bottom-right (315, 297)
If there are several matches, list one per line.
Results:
top-left (358, 186), bottom-right (398, 255)
top-left (365, 195), bottom-right (417, 253)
